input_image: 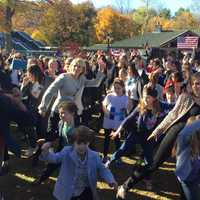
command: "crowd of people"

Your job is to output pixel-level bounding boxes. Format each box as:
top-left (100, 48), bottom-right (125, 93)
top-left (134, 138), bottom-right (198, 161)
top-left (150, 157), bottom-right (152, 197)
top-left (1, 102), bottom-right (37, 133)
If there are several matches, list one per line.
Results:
top-left (0, 47), bottom-right (200, 200)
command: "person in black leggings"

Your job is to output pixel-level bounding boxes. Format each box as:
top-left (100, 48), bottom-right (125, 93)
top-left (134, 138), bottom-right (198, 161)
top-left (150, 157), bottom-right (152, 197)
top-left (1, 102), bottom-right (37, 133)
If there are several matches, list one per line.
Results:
top-left (116, 72), bottom-right (200, 199)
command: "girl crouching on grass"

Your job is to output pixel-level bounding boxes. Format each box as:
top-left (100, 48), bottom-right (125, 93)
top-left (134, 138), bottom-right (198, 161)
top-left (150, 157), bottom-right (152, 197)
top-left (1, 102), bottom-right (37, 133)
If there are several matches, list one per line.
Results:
top-left (40, 125), bottom-right (118, 200)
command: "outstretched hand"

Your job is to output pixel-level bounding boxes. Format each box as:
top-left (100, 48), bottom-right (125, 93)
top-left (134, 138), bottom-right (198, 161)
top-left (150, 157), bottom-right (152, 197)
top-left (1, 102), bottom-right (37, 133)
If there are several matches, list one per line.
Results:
top-left (38, 109), bottom-right (46, 117)
top-left (147, 133), bottom-right (156, 141)
top-left (41, 142), bottom-right (52, 152)
top-left (110, 130), bottom-right (121, 139)
top-left (147, 131), bottom-right (162, 141)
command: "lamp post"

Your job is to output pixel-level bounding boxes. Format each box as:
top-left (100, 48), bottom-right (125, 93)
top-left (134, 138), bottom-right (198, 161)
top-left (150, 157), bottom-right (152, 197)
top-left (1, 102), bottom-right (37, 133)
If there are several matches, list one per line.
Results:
top-left (106, 32), bottom-right (112, 52)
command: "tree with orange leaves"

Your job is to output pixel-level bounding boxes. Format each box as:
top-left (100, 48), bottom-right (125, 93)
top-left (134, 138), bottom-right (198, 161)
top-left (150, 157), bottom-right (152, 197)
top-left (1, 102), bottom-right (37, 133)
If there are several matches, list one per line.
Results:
top-left (95, 7), bottom-right (138, 43)
top-left (173, 11), bottom-right (200, 30)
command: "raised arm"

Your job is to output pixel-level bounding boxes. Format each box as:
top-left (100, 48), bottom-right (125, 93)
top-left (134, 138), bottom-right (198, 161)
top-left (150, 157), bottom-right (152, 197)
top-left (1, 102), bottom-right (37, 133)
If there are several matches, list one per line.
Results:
top-left (83, 71), bottom-right (106, 87)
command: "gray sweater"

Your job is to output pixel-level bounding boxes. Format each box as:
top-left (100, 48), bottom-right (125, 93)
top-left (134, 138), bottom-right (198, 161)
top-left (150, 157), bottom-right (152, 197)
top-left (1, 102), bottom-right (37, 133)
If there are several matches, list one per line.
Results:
top-left (38, 72), bottom-right (105, 115)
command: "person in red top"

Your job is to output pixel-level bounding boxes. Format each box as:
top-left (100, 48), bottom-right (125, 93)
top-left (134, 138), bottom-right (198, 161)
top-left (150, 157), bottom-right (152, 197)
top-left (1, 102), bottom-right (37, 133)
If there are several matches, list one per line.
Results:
top-left (163, 72), bottom-right (185, 99)
top-left (146, 58), bottom-right (162, 74)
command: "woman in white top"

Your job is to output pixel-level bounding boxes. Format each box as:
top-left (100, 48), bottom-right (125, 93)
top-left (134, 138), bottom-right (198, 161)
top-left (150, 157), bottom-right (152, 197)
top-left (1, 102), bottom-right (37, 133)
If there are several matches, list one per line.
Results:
top-left (21, 64), bottom-right (45, 156)
top-left (125, 63), bottom-right (142, 108)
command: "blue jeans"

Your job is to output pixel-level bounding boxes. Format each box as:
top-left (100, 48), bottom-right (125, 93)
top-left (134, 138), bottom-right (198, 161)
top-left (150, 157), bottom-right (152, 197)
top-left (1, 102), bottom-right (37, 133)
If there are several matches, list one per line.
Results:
top-left (180, 180), bottom-right (200, 200)
top-left (110, 132), bottom-right (153, 166)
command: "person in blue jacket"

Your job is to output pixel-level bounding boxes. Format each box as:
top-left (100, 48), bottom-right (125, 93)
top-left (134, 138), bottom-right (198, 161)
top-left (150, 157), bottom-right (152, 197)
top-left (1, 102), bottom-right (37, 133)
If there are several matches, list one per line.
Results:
top-left (40, 125), bottom-right (118, 200)
top-left (175, 117), bottom-right (200, 200)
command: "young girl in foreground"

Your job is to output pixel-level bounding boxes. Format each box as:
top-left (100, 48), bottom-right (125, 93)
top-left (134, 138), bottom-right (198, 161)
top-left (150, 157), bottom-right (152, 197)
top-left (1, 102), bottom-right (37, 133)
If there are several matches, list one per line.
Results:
top-left (40, 125), bottom-right (118, 200)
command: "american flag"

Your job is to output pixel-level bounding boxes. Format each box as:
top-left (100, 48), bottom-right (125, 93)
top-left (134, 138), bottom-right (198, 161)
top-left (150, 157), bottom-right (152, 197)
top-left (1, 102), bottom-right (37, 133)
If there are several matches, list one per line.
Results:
top-left (177, 36), bottom-right (199, 49)
top-left (110, 49), bottom-right (122, 57)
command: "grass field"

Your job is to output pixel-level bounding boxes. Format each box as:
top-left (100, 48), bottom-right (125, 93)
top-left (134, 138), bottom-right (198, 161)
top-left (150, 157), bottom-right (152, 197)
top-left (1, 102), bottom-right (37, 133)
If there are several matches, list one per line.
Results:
top-left (0, 125), bottom-right (181, 200)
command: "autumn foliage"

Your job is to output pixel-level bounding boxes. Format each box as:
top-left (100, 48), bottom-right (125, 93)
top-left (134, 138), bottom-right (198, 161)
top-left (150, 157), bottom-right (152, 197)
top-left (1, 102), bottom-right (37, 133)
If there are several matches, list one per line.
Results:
top-left (0, 1), bottom-right (200, 47)
top-left (95, 7), bottom-right (138, 43)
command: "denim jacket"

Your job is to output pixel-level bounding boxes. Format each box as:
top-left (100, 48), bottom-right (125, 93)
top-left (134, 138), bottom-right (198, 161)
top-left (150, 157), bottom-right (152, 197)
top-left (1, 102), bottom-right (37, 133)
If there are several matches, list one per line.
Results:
top-left (40, 146), bottom-right (115, 200)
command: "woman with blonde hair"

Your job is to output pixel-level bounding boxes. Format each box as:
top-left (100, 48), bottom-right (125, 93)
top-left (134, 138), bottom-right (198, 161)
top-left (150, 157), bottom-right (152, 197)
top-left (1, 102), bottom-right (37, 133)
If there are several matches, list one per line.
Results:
top-left (38, 57), bottom-right (106, 142)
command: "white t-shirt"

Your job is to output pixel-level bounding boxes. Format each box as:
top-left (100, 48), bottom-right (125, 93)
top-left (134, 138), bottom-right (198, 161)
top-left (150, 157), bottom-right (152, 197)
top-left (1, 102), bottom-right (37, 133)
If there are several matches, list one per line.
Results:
top-left (31, 82), bottom-right (43, 99)
top-left (103, 93), bottom-right (129, 130)
top-left (125, 77), bottom-right (138, 100)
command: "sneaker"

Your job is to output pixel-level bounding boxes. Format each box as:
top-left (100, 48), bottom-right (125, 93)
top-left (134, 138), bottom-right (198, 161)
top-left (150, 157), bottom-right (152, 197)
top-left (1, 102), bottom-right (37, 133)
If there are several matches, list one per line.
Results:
top-left (26, 147), bottom-right (36, 157)
top-left (0, 161), bottom-right (9, 176)
top-left (116, 185), bottom-right (127, 199)
top-left (136, 159), bottom-right (145, 166)
top-left (104, 160), bottom-right (111, 168)
top-left (102, 156), bottom-right (109, 164)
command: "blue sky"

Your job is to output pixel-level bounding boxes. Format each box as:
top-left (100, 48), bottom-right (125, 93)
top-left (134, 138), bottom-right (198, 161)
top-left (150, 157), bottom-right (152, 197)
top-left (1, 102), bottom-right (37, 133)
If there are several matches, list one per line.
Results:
top-left (70, 0), bottom-right (194, 14)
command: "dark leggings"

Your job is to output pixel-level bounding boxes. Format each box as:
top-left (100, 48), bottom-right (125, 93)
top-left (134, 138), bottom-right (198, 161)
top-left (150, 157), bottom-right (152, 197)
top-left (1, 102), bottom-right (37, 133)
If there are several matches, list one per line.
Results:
top-left (46, 111), bottom-right (60, 141)
top-left (31, 111), bottom-right (60, 166)
top-left (123, 122), bottom-right (186, 190)
top-left (37, 163), bottom-right (60, 184)
top-left (34, 142), bottom-right (63, 183)
top-left (103, 129), bottom-right (121, 158)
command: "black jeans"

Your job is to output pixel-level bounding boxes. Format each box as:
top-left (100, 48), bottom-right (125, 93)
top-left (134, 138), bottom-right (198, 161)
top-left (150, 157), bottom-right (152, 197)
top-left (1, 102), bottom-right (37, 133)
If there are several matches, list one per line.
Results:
top-left (70, 187), bottom-right (93, 200)
top-left (36, 163), bottom-right (60, 184)
top-left (46, 111), bottom-right (60, 141)
top-left (123, 122), bottom-right (186, 190)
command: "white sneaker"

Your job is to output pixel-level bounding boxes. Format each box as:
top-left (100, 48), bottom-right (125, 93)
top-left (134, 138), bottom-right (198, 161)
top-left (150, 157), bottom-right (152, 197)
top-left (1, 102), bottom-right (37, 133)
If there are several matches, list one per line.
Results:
top-left (26, 147), bottom-right (35, 157)
top-left (104, 160), bottom-right (111, 168)
top-left (116, 185), bottom-right (126, 199)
